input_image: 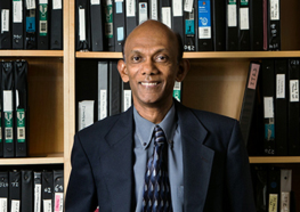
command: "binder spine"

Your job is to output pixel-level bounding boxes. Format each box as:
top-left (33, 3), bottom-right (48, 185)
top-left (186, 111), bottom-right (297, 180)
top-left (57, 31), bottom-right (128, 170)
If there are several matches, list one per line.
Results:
top-left (42, 171), bottom-right (53, 212)
top-left (238, 0), bottom-right (250, 50)
top-left (104, 0), bottom-right (114, 51)
top-left (0, 172), bottom-right (8, 211)
top-left (212, 0), bottom-right (226, 51)
top-left (172, 0), bottom-right (184, 44)
top-left (98, 61), bottom-right (108, 120)
top-left (50, 0), bottom-right (63, 50)
top-left (21, 170), bottom-right (33, 212)
top-left (108, 61), bottom-right (121, 116)
top-left (90, 0), bottom-right (104, 51)
top-left (8, 171), bottom-right (20, 212)
top-left (34, 172), bottom-right (42, 212)
top-left (76, 0), bottom-right (90, 51)
top-left (161, 0), bottom-right (172, 29)
top-left (53, 170), bottom-right (64, 212)
top-left (114, 0), bottom-right (126, 52)
top-left (125, 0), bottom-right (137, 36)
top-left (24, 0), bottom-right (37, 49)
top-left (183, 4), bottom-right (196, 52)
top-left (250, 0), bottom-right (263, 51)
top-left (122, 82), bottom-right (131, 112)
top-left (267, 0), bottom-right (280, 50)
top-left (197, 0), bottom-right (213, 51)
top-left (12, 0), bottom-right (24, 49)
top-left (0, 0), bottom-right (12, 49)
top-left (37, 0), bottom-right (49, 50)
top-left (226, 0), bottom-right (238, 50)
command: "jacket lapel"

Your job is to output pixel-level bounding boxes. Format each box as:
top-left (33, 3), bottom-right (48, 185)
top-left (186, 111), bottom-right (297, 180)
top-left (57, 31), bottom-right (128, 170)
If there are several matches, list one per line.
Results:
top-left (99, 108), bottom-right (134, 212)
top-left (176, 102), bottom-right (215, 212)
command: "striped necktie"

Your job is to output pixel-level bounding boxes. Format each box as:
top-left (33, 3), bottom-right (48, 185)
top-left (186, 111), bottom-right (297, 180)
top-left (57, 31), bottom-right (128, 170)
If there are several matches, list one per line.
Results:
top-left (143, 125), bottom-right (172, 212)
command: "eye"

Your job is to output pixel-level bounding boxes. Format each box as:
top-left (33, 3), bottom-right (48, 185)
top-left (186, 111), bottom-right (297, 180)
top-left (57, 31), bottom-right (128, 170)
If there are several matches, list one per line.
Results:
top-left (131, 56), bottom-right (142, 63)
top-left (155, 55), bottom-right (168, 62)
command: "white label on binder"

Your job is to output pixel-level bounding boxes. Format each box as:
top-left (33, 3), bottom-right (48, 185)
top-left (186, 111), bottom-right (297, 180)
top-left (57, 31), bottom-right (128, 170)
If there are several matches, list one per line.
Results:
top-left (239, 8), bottom-right (249, 30)
top-left (139, 3), bottom-right (148, 24)
top-left (26, 0), bottom-right (36, 9)
top-left (126, 0), bottom-right (136, 17)
top-left (276, 74), bottom-right (285, 98)
top-left (280, 192), bottom-right (290, 212)
top-left (91, 0), bottom-right (100, 5)
top-left (290, 80), bottom-right (299, 102)
top-left (173, 0), bottom-right (183, 17)
top-left (115, 0), bottom-right (124, 2)
top-left (79, 8), bottom-right (86, 41)
top-left (263, 97), bottom-right (274, 118)
top-left (4, 91), bottom-right (13, 112)
top-left (34, 184), bottom-right (41, 212)
top-left (54, 193), bottom-right (64, 212)
top-left (184, 0), bottom-right (194, 12)
top-left (13, 1), bottom-right (23, 23)
top-left (0, 198), bottom-right (7, 212)
top-left (11, 200), bottom-right (20, 212)
top-left (162, 7), bottom-right (171, 28)
top-left (150, 0), bottom-right (158, 20)
top-left (117, 27), bottom-right (124, 41)
top-left (270, 0), bottom-right (279, 21)
top-left (227, 4), bottom-right (237, 27)
top-left (40, 0), bottom-right (48, 3)
top-left (269, 193), bottom-right (278, 212)
top-left (123, 90), bottom-right (132, 112)
top-left (53, 0), bottom-right (62, 10)
top-left (106, 0), bottom-right (112, 4)
top-left (99, 90), bottom-right (107, 120)
top-left (43, 199), bottom-right (52, 212)
top-left (1, 10), bottom-right (9, 33)
top-left (78, 101), bottom-right (94, 131)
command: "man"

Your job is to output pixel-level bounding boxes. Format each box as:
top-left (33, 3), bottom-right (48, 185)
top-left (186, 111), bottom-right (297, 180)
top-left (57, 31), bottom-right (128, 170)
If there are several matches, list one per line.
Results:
top-left (65, 20), bottom-right (256, 212)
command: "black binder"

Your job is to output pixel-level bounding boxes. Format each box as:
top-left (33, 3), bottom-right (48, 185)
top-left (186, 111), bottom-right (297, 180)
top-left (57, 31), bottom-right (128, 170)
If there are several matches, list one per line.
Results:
top-left (122, 82), bottom-right (131, 112)
top-left (0, 0), bottom-right (12, 49)
top-left (160, 0), bottom-right (172, 29)
top-left (24, 0), bottom-right (37, 49)
top-left (274, 59), bottom-right (288, 156)
top-left (288, 59), bottom-right (300, 156)
top-left (9, 170), bottom-right (21, 212)
top-left (37, 0), bottom-right (50, 49)
top-left (76, 0), bottom-right (90, 51)
top-left (34, 172), bottom-right (42, 212)
top-left (149, 0), bottom-right (159, 20)
top-left (14, 60), bottom-right (28, 157)
top-left (114, 0), bottom-right (126, 52)
top-left (226, 0), bottom-right (238, 51)
top-left (250, 0), bottom-right (263, 51)
top-left (42, 171), bottom-right (53, 212)
top-left (238, 0), bottom-right (250, 50)
top-left (53, 170), bottom-right (64, 212)
top-left (183, 3), bottom-right (196, 51)
top-left (172, 0), bottom-right (184, 43)
top-left (50, 0), bottom-right (63, 50)
top-left (212, 0), bottom-right (226, 51)
top-left (267, 166), bottom-right (280, 212)
top-left (261, 59), bottom-right (276, 155)
top-left (137, 0), bottom-right (149, 25)
top-left (251, 166), bottom-right (267, 212)
top-left (239, 62), bottom-right (261, 145)
top-left (21, 170), bottom-right (33, 212)
top-left (0, 172), bottom-right (8, 211)
top-left (90, 0), bottom-right (104, 51)
top-left (98, 60), bottom-right (109, 120)
top-left (104, 0), bottom-right (114, 51)
top-left (197, 0), bottom-right (213, 51)
top-left (12, 0), bottom-right (25, 49)
top-left (109, 61), bottom-right (121, 116)
top-left (1, 61), bottom-right (15, 158)
top-left (267, 0), bottom-right (280, 50)
top-left (125, 0), bottom-right (137, 37)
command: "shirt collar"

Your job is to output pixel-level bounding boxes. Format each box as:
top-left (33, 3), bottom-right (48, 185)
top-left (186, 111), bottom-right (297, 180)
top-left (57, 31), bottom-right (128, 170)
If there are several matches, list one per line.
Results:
top-left (133, 104), bottom-right (176, 149)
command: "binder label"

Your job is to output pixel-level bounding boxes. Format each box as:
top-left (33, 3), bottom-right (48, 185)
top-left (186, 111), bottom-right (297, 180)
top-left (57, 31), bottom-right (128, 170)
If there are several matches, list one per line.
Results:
top-left (227, 4), bottom-right (237, 27)
top-left (173, 0), bottom-right (183, 17)
top-left (4, 91), bottom-right (13, 143)
top-left (1, 10), bottom-right (9, 33)
top-left (150, 0), bottom-right (158, 20)
top-left (281, 192), bottom-right (290, 212)
top-left (26, 17), bottom-right (36, 33)
top-left (117, 27), bottom-right (124, 41)
top-left (116, 2), bottom-right (123, 13)
top-left (34, 184), bottom-right (41, 212)
top-left (265, 122), bottom-right (275, 142)
top-left (53, 0), bottom-right (62, 10)
top-left (123, 90), bottom-right (132, 112)
top-left (263, 97), bottom-right (274, 118)
top-left (99, 90), bottom-right (107, 120)
top-left (17, 109), bottom-right (26, 143)
top-left (91, 0), bottom-right (100, 5)
top-left (240, 0), bottom-right (248, 6)
top-left (43, 199), bottom-right (52, 212)
top-left (239, 8), bottom-right (249, 30)
top-left (39, 4), bottom-right (48, 36)
top-left (79, 8), bottom-right (86, 41)
top-left (105, 3), bottom-right (113, 38)
top-left (0, 112), bottom-right (1, 142)
top-left (126, 0), bottom-right (136, 17)
top-left (198, 0), bottom-right (211, 39)
top-left (270, 0), bottom-right (279, 21)
top-left (184, 0), bottom-right (194, 12)
top-left (40, 0), bottom-right (48, 3)
top-left (247, 63), bottom-right (260, 90)
top-left (54, 193), bottom-right (64, 212)
top-left (162, 7), bottom-right (171, 28)
top-left (13, 1), bottom-right (23, 23)
top-left (78, 101), bottom-right (94, 131)
top-left (11, 200), bottom-right (20, 212)
top-left (138, 3), bottom-right (148, 24)
top-left (276, 74), bottom-right (285, 99)
top-left (26, 0), bottom-right (36, 9)
top-left (0, 198), bottom-right (7, 212)
top-left (268, 193), bottom-right (278, 212)
top-left (290, 80), bottom-right (299, 102)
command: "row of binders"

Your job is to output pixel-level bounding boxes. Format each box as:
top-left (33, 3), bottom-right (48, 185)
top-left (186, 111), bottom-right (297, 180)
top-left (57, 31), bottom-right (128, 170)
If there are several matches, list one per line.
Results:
top-left (240, 59), bottom-right (300, 156)
top-left (0, 169), bottom-right (64, 212)
top-left (251, 166), bottom-right (294, 212)
top-left (76, 0), bottom-right (281, 52)
top-left (0, 0), bottom-right (63, 50)
top-left (0, 60), bottom-right (28, 158)
top-left (76, 60), bottom-right (181, 131)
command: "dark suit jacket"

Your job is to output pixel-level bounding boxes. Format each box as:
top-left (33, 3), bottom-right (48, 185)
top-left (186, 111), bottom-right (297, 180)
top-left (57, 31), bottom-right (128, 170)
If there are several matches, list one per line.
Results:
top-left (65, 101), bottom-right (256, 212)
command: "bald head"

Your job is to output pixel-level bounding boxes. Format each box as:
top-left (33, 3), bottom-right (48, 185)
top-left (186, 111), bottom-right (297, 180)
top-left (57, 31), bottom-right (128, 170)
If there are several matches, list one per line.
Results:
top-left (122, 20), bottom-right (183, 63)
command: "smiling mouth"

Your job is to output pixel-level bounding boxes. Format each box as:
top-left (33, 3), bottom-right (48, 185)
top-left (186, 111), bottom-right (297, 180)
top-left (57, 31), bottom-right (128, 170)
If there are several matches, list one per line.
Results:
top-left (140, 82), bottom-right (159, 86)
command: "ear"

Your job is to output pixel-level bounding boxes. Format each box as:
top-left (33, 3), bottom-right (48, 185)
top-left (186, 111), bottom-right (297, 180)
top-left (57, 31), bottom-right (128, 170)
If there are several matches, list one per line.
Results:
top-left (175, 59), bottom-right (190, 82)
top-left (117, 59), bottom-right (129, 83)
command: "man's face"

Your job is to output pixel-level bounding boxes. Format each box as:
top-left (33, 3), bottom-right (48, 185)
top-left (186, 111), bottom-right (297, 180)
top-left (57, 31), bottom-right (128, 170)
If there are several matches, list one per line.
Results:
top-left (120, 22), bottom-right (180, 109)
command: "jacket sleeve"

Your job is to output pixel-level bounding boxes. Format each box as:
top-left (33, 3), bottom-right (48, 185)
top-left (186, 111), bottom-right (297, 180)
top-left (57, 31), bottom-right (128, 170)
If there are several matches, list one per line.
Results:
top-left (65, 134), bottom-right (98, 212)
top-left (225, 120), bottom-right (256, 212)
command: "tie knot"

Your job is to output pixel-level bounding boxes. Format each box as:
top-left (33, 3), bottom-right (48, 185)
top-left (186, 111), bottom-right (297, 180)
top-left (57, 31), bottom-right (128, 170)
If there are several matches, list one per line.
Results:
top-left (154, 125), bottom-right (166, 146)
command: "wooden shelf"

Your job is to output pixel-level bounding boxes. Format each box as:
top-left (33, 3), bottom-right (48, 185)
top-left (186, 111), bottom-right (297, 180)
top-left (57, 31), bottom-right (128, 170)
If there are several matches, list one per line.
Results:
top-left (0, 154), bottom-right (64, 165)
top-left (249, 156), bottom-right (300, 164)
top-left (0, 50), bottom-right (63, 57)
top-left (76, 51), bottom-right (300, 59)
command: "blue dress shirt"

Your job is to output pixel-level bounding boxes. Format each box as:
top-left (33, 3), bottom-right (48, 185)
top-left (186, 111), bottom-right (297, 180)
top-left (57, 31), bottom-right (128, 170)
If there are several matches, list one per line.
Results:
top-left (133, 104), bottom-right (184, 212)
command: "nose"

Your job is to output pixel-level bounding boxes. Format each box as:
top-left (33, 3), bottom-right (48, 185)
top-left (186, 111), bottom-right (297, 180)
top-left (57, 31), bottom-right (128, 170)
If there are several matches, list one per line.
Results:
top-left (141, 58), bottom-right (158, 75)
